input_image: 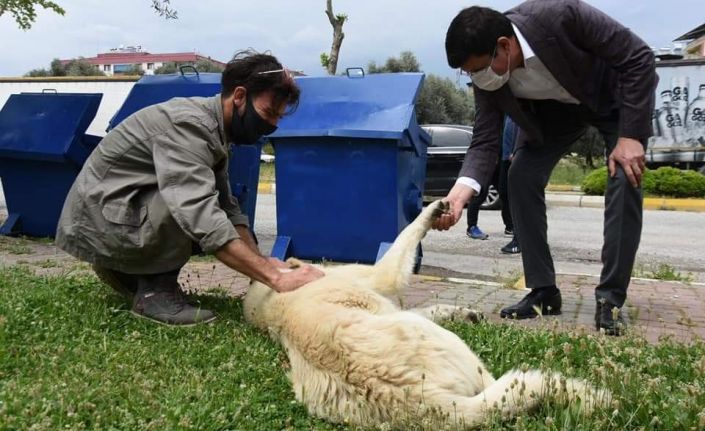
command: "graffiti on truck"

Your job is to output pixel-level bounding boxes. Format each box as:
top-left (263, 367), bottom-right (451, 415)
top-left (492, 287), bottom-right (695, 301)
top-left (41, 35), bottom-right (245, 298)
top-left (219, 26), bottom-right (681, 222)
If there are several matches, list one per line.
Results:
top-left (650, 69), bottom-right (705, 150)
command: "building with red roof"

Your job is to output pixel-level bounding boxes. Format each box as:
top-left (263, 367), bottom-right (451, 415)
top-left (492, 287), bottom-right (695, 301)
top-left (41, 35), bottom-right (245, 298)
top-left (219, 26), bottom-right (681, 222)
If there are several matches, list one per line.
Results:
top-left (61, 45), bottom-right (226, 76)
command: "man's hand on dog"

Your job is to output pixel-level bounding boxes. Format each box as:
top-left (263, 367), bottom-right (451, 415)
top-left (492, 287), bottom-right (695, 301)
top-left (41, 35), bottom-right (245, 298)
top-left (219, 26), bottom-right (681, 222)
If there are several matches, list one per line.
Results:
top-left (271, 263), bottom-right (325, 293)
top-left (433, 182), bottom-right (475, 230)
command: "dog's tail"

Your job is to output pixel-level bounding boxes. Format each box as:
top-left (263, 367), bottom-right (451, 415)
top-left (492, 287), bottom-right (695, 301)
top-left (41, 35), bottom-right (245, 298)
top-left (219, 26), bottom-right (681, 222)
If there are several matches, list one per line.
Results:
top-left (370, 200), bottom-right (448, 295)
top-left (443, 369), bottom-right (611, 428)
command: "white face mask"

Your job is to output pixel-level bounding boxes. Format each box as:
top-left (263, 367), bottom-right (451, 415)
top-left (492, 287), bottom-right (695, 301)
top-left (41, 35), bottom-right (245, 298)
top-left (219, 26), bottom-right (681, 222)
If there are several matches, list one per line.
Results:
top-left (470, 46), bottom-right (510, 91)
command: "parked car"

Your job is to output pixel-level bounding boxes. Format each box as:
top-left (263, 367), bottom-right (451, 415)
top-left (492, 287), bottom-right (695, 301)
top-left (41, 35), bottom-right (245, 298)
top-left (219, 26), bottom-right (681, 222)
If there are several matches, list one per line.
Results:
top-left (421, 124), bottom-right (501, 210)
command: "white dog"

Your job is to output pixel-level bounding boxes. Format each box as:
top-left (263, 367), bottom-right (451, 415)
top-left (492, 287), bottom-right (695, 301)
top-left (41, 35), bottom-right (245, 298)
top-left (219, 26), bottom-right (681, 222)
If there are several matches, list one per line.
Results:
top-left (243, 200), bottom-right (609, 429)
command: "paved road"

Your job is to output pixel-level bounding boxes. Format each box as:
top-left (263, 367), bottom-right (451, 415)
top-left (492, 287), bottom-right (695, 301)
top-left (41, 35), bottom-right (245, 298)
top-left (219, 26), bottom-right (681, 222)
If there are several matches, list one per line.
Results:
top-left (251, 194), bottom-right (705, 283)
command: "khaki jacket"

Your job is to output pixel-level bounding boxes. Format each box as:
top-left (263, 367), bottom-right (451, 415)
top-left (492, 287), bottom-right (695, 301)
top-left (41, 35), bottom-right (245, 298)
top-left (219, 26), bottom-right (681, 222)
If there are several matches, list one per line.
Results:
top-left (56, 94), bottom-right (248, 274)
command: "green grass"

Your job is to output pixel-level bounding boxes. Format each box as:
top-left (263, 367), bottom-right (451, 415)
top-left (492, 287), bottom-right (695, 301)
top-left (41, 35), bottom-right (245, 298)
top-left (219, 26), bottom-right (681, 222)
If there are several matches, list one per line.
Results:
top-left (259, 162), bottom-right (275, 183)
top-left (633, 263), bottom-right (694, 283)
top-left (0, 236), bottom-right (32, 255)
top-left (549, 158), bottom-right (599, 186)
top-left (1, 267), bottom-right (704, 430)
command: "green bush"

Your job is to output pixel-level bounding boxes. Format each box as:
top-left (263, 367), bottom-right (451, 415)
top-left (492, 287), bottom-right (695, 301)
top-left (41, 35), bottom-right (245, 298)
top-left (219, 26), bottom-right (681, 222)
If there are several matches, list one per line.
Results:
top-left (581, 166), bottom-right (608, 195)
top-left (581, 166), bottom-right (705, 197)
top-left (649, 167), bottom-right (705, 197)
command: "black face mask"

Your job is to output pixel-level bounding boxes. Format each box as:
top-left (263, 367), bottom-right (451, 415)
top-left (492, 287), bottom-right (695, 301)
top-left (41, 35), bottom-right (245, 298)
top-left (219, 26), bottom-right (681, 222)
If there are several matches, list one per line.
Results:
top-left (230, 96), bottom-right (278, 145)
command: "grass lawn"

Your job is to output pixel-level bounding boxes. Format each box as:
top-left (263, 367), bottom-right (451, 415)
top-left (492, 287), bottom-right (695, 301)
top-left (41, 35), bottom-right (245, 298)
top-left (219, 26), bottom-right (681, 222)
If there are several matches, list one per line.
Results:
top-left (549, 158), bottom-right (599, 186)
top-left (2, 267), bottom-right (704, 430)
top-left (259, 162), bottom-right (275, 183)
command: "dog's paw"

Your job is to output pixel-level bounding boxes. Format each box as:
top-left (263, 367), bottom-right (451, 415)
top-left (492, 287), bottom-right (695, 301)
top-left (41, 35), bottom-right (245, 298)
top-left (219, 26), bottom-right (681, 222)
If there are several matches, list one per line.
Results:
top-left (285, 257), bottom-right (305, 269)
top-left (424, 304), bottom-right (484, 323)
top-left (458, 308), bottom-right (485, 324)
top-left (429, 200), bottom-right (450, 221)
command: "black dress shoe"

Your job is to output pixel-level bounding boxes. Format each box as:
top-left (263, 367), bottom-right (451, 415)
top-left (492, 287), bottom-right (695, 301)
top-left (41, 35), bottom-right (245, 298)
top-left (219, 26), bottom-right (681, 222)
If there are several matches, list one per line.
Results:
top-left (500, 287), bottom-right (562, 319)
top-left (595, 299), bottom-right (626, 336)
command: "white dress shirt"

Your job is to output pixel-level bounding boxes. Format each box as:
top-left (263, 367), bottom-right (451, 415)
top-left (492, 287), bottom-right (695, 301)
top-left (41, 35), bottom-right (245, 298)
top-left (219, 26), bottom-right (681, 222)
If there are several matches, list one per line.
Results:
top-left (457, 24), bottom-right (580, 194)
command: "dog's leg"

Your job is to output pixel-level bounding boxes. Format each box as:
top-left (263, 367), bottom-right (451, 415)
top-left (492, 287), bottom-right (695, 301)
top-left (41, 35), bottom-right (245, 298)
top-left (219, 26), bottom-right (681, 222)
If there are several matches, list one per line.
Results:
top-left (411, 304), bottom-right (484, 324)
top-left (364, 200), bottom-right (448, 296)
top-left (438, 369), bottom-right (611, 428)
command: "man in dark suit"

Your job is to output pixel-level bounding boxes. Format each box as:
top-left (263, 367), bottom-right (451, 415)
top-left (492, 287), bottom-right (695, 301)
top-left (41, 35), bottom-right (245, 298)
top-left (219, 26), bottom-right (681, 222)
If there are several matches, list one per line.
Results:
top-left (436, 0), bottom-right (658, 335)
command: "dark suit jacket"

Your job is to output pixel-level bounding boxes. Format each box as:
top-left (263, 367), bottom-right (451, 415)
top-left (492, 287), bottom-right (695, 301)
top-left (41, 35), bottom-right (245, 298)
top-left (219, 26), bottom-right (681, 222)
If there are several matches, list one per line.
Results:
top-left (459, 0), bottom-right (658, 186)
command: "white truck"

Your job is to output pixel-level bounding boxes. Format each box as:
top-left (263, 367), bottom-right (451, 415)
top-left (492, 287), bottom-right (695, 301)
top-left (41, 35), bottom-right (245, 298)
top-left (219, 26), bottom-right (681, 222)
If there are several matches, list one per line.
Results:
top-left (649, 58), bottom-right (705, 173)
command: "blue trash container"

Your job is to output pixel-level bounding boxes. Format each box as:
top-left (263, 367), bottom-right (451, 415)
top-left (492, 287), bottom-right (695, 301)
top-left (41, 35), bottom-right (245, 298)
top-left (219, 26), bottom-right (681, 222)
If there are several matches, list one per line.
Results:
top-left (0, 92), bottom-right (103, 237)
top-left (269, 72), bottom-right (430, 265)
top-left (109, 68), bottom-right (262, 229)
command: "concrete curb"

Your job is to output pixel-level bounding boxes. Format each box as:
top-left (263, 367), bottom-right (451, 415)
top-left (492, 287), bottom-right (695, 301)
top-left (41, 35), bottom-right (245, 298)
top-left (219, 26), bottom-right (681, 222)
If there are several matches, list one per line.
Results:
top-left (417, 272), bottom-right (705, 288)
top-left (546, 191), bottom-right (705, 212)
top-left (256, 181), bottom-right (705, 212)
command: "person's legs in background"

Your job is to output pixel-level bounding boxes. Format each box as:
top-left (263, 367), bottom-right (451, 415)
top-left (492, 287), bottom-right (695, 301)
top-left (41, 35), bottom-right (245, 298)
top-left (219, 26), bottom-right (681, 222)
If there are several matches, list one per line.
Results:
top-left (498, 158), bottom-right (520, 254)
top-left (466, 183), bottom-right (490, 240)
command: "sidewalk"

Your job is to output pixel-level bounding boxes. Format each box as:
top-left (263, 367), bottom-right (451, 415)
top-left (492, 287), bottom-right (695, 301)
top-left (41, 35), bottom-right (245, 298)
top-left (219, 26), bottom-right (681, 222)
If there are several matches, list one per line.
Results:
top-left (1, 235), bottom-right (703, 345)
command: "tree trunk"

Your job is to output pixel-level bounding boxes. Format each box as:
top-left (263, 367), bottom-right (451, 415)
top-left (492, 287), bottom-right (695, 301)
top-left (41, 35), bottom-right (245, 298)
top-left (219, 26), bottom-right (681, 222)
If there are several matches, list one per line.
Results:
top-left (325, 0), bottom-right (345, 75)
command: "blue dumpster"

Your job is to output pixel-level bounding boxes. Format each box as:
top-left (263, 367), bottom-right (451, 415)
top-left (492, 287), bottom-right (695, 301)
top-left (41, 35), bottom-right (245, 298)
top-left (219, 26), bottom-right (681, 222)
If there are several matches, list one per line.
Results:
top-left (109, 69), bottom-right (262, 229)
top-left (0, 92), bottom-right (102, 237)
top-left (269, 72), bottom-right (430, 265)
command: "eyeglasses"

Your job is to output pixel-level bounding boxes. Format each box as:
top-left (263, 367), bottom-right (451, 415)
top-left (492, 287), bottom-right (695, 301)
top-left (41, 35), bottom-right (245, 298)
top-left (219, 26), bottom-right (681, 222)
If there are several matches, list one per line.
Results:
top-left (457, 45), bottom-right (499, 79)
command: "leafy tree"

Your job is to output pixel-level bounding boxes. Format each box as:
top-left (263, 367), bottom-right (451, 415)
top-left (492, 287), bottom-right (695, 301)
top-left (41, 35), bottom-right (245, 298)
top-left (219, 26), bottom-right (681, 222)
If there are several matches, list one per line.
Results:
top-left (24, 57), bottom-right (105, 77)
top-left (367, 51), bottom-right (474, 125)
top-left (194, 58), bottom-right (224, 73)
top-left (321, 0), bottom-right (347, 75)
top-left (25, 68), bottom-right (49, 77)
top-left (571, 126), bottom-right (605, 168)
top-left (154, 62), bottom-right (178, 75)
top-left (368, 51), bottom-right (420, 74)
top-left (0, 0), bottom-right (65, 30)
top-left (64, 58), bottom-right (104, 76)
top-left (155, 59), bottom-right (224, 75)
top-left (150, 0), bottom-right (176, 19)
top-left (50, 58), bottom-right (66, 76)
top-left (416, 75), bottom-right (475, 125)
top-left (2, 0), bottom-right (176, 30)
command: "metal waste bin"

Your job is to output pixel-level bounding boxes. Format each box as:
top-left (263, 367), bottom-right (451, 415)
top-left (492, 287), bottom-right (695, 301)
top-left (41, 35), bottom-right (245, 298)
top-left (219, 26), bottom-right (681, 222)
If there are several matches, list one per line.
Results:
top-left (109, 68), bottom-right (262, 229)
top-left (0, 92), bottom-right (102, 237)
top-left (269, 72), bottom-right (430, 265)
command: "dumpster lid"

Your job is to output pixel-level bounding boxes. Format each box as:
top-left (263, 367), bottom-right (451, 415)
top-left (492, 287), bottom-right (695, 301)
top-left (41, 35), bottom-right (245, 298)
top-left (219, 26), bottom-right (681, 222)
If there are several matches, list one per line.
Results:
top-left (109, 72), bottom-right (222, 129)
top-left (0, 92), bottom-right (102, 162)
top-left (271, 73), bottom-right (426, 140)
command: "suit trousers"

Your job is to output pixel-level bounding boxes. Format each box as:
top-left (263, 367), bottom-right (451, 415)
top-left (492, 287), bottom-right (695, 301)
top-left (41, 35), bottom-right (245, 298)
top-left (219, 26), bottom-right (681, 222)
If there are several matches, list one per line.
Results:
top-left (508, 100), bottom-right (644, 307)
top-left (466, 179), bottom-right (490, 228)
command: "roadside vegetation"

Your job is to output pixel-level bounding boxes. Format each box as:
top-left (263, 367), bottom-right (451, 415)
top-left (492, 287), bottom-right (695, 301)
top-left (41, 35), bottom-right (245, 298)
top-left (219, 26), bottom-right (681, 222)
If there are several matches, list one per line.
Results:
top-left (633, 262), bottom-right (695, 283)
top-left (583, 166), bottom-right (705, 197)
top-left (2, 267), bottom-right (704, 430)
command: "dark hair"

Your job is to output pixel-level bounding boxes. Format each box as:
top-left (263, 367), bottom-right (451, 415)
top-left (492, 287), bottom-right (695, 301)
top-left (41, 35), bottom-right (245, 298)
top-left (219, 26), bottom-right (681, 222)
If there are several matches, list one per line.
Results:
top-left (221, 49), bottom-right (300, 115)
top-left (445, 6), bottom-right (514, 68)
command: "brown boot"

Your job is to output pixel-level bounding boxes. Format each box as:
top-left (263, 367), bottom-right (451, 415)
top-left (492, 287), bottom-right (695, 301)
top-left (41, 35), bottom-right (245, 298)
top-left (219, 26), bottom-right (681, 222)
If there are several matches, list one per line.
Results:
top-left (131, 270), bottom-right (216, 326)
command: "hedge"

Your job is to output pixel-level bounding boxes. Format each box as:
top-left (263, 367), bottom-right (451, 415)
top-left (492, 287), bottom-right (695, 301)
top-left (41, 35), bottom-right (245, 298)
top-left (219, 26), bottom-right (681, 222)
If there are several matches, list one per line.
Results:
top-left (581, 166), bottom-right (705, 197)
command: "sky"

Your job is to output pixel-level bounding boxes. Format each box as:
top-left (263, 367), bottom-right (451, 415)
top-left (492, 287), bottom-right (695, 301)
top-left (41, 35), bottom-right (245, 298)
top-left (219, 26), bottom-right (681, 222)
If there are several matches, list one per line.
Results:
top-left (0, 0), bottom-right (702, 79)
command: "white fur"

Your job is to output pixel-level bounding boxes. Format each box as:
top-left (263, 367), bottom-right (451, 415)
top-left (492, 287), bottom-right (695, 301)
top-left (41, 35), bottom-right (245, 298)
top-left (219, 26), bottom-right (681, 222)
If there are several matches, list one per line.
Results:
top-left (243, 201), bottom-right (610, 428)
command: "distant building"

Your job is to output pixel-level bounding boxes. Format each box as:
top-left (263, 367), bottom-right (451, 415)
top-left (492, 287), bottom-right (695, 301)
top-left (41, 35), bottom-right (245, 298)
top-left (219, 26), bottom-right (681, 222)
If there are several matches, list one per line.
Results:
top-left (674, 23), bottom-right (705, 58)
top-left (61, 45), bottom-right (226, 76)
